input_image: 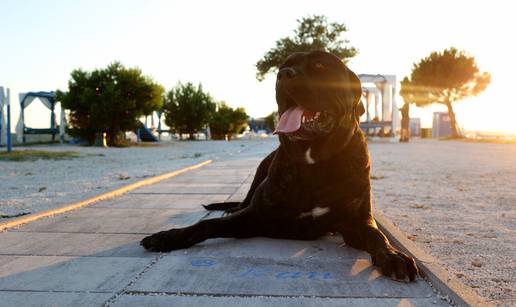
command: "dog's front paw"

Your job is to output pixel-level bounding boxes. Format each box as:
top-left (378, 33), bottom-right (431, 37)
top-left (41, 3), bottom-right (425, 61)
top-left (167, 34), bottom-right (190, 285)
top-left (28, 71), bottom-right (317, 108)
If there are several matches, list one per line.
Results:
top-left (140, 229), bottom-right (193, 252)
top-left (372, 248), bottom-right (419, 282)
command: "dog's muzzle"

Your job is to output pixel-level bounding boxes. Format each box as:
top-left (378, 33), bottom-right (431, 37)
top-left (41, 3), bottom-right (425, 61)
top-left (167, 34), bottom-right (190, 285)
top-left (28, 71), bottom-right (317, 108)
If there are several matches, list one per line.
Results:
top-left (274, 106), bottom-right (336, 140)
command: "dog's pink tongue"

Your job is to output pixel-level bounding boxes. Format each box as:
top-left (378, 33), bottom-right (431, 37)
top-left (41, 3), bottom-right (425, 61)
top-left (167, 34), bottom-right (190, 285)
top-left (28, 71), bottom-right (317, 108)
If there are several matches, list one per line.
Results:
top-left (274, 106), bottom-right (304, 134)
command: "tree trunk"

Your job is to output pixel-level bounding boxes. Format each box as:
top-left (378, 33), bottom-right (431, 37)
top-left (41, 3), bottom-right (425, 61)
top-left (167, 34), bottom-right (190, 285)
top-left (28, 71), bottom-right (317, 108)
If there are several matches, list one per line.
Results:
top-left (445, 101), bottom-right (460, 138)
top-left (400, 103), bottom-right (410, 142)
top-left (107, 125), bottom-right (122, 146)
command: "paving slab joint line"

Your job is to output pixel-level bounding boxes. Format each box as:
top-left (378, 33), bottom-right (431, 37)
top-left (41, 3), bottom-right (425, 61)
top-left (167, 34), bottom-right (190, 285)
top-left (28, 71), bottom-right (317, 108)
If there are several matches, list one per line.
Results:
top-left (120, 290), bottom-right (425, 300)
top-left (375, 211), bottom-right (491, 307)
top-left (103, 253), bottom-right (165, 307)
top-left (0, 160), bottom-right (212, 232)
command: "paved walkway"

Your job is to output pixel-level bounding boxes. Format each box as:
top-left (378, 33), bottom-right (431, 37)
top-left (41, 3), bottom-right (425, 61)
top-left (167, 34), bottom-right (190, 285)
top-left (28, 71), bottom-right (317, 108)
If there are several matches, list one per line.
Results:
top-left (0, 147), bottom-right (450, 306)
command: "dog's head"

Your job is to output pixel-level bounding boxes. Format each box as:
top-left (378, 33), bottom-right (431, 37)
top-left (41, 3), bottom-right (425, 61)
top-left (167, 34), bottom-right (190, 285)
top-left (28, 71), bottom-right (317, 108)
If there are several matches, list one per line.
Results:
top-left (274, 50), bottom-right (364, 163)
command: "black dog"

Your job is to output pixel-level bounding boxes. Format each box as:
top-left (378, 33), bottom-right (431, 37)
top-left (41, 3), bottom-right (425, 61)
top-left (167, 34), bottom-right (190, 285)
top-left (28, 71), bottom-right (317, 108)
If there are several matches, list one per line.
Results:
top-left (141, 50), bottom-right (418, 282)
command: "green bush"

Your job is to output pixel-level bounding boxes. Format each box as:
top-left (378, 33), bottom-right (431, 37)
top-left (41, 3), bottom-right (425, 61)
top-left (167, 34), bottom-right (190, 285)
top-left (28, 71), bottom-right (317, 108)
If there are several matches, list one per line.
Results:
top-left (57, 62), bottom-right (164, 146)
top-left (210, 103), bottom-right (248, 140)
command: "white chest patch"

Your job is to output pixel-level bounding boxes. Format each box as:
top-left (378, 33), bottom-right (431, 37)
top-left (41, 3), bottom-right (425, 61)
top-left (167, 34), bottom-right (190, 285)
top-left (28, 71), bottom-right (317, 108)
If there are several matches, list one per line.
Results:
top-left (298, 206), bottom-right (330, 219)
top-left (305, 147), bottom-right (316, 164)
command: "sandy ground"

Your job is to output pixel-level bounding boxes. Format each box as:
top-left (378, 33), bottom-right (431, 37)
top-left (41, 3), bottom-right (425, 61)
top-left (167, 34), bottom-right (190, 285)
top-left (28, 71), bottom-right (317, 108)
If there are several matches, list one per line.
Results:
top-left (369, 139), bottom-right (515, 306)
top-left (1, 137), bottom-right (514, 305)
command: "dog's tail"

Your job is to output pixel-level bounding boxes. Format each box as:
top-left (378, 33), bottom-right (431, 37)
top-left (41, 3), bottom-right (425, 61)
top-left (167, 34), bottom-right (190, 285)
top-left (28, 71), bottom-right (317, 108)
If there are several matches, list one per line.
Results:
top-left (202, 202), bottom-right (241, 211)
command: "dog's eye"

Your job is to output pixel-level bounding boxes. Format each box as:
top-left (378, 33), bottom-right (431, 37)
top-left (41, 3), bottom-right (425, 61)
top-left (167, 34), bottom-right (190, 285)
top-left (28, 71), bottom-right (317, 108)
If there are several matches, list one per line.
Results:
top-left (314, 63), bottom-right (325, 70)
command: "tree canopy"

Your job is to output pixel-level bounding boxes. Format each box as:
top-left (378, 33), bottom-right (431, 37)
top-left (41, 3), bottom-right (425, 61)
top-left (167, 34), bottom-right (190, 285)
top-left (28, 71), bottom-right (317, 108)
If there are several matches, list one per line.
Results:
top-left (209, 102), bottom-right (248, 140)
top-left (400, 48), bottom-right (490, 137)
top-left (57, 62), bottom-right (164, 146)
top-left (163, 82), bottom-right (216, 140)
top-left (255, 15), bottom-right (358, 81)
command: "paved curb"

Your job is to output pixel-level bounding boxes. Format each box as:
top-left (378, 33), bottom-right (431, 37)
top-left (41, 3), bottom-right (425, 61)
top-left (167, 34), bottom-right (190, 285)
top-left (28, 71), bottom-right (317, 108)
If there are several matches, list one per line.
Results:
top-left (0, 159), bottom-right (212, 231)
top-left (375, 211), bottom-right (490, 307)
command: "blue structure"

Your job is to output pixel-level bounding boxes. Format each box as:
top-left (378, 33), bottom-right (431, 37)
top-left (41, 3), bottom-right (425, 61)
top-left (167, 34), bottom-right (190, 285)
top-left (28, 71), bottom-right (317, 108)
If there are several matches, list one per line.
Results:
top-left (135, 120), bottom-right (158, 142)
top-left (432, 112), bottom-right (452, 138)
top-left (410, 118), bottom-right (421, 137)
top-left (17, 91), bottom-right (64, 143)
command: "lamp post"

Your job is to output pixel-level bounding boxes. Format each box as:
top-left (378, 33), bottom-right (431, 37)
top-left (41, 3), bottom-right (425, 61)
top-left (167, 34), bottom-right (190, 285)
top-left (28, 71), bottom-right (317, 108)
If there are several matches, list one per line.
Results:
top-left (6, 88), bottom-right (12, 152)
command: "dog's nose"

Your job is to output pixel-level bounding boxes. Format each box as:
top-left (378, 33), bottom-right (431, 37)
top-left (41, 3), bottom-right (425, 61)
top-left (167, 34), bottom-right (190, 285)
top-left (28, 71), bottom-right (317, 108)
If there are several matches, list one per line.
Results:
top-left (277, 67), bottom-right (296, 80)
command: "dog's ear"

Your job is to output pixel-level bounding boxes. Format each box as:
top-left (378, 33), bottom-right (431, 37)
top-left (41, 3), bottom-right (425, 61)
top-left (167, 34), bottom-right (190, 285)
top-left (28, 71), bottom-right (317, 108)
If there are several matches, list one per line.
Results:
top-left (355, 101), bottom-right (365, 122)
top-left (356, 101), bottom-right (365, 116)
top-left (347, 69), bottom-right (364, 120)
top-left (347, 68), bottom-right (362, 105)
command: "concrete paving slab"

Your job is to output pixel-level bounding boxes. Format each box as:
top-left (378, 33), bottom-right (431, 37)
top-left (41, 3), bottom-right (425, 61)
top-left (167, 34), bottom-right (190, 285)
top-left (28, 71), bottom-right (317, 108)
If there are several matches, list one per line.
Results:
top-left (0, 291), bottom-right (113, 307)
top-left (206, 159), bottom-right (262, 167)
top-left (225, 183), bottom-right (252, 201)
top-left (0, 145), bottom-right (456, 306)
top-left (12, 207), bottom-right (212, 234)
top-left (154, 174), bottom-right (247, 184)
top-left (132, 183), bottom-right (240, 194)
top-left (174, 165), bottom-right (251, 174)
top-left (170, 236), bottom-right (369, 260)
top-left (184, 168), bottom-right (253, 177)
top-left (0, 232), bottom-right (149, 257)
top-left (0, 256), bottom-right (150, 292)
top-left (112, 294), bottom-right (449, 307)
top-left (226, 194), bottom-right (247, 202)
top-left (93, 193), bottom-right (231, 209)
top-left (129, 256), bottom-right (434, 298)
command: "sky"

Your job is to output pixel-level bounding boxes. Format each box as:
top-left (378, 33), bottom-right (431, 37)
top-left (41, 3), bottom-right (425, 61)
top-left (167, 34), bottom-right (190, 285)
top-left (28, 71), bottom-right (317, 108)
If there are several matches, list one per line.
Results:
top-left (0, 0), bottom-right (514, 133)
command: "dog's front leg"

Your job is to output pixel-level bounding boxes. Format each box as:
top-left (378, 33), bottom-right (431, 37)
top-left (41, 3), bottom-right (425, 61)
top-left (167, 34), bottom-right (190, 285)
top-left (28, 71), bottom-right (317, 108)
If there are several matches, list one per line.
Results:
top-left (339, 219), bottom-right (419, 281)
top-left (141, 209), bottom-right (258, 252)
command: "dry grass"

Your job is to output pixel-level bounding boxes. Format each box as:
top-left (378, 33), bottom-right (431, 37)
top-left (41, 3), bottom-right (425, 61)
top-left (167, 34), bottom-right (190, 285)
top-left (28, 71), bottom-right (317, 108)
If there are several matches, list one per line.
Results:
top-left (0, 150), bottom-right (82, 162)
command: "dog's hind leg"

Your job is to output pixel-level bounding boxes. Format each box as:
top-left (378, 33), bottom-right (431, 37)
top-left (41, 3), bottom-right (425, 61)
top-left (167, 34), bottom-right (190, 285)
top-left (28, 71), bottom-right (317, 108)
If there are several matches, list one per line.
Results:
top-left (141, 208), bottom-right (260, 252)
top-left (203, 150), bottom-right (276, 214)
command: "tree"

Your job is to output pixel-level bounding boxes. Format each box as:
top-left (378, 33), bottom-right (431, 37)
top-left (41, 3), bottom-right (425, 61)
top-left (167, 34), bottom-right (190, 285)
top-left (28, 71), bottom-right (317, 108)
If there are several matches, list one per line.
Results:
top-left (57, 62), bottom-right (164, 146)
top-left (209, 102), bottom-right (248, 140)
top-left (398, 77), bottom-right (417, 142)
top-left (255, 15), bottom-right (358, 81)
top-left (163, 82), bottom-right (216, 140)
top-left (401, 48), bottom-right (490, 138)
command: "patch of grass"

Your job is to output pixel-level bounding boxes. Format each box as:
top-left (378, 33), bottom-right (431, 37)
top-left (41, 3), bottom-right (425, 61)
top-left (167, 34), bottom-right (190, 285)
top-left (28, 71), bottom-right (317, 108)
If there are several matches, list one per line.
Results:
top-left (13, 140), bottom-right (60, 147)
top-left (117, 174), bottom-right (131, 180)
top-left (117, 141), bottom-right (161, 147)
top-left (0, 150), bottom-right (82, 162)
top-left (83, 153), bottom-right (105, 157)
top-left (460, 137), bottom-right (516, 144)
top-left (409, 203), bottom-right (431, 210)
top-left (179, 152), bottom-right (203, 159)
top-left (0, 212), bottom-right (31, 219)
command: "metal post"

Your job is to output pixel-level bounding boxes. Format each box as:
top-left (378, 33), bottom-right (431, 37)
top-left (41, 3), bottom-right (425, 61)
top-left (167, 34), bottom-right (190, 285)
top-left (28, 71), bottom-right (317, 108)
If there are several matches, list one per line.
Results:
top-left (6, 88), bottom-right (12, 152)
top-left (21, 99), bottom-right (26, 144)
top-left (50, 102), bottom-right (56, 142)
top-left (157, 111), bottom-right (162, 141)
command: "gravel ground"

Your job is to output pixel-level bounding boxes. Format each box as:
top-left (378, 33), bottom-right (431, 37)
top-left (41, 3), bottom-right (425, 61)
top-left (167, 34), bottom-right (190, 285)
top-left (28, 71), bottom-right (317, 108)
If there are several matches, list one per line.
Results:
top-left (0, 138), bottom-right (272, 217)
top-left (369, 139), bottom-right (515, 306)
top-left (1, 137), bottom-right (514, 305)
